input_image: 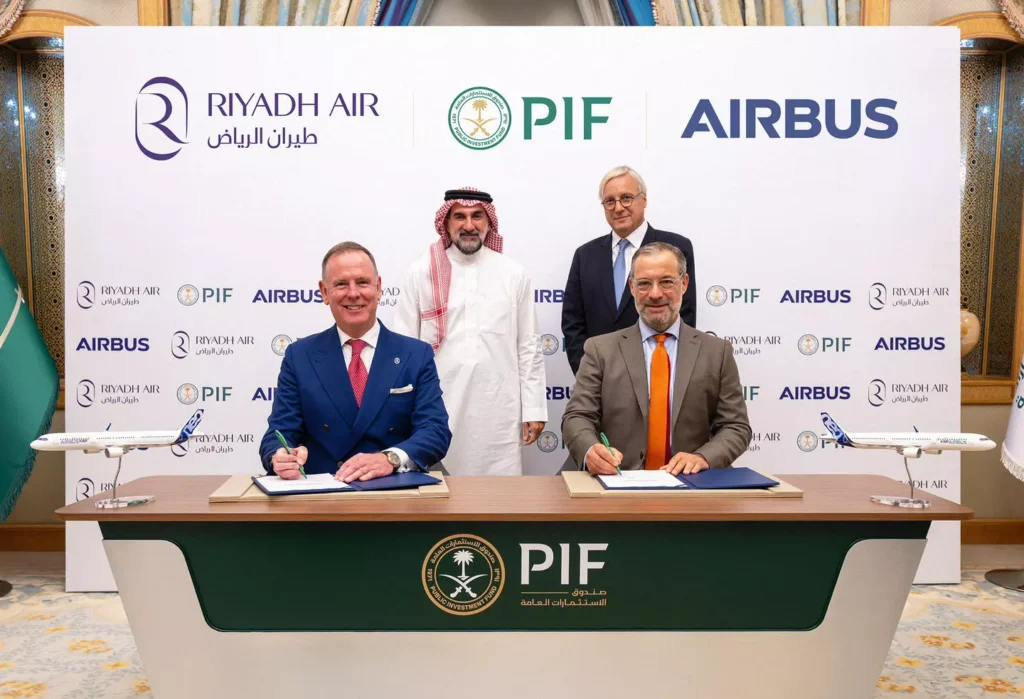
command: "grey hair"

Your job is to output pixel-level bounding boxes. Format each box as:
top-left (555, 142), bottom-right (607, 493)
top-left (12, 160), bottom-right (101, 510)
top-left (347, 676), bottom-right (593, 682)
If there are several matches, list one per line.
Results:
top-left (598, 165), bottom-right (647, 200)
top-left (629, 242), bottom-right (687, 279)
top-left (321, 241), bottom-right (378, 278)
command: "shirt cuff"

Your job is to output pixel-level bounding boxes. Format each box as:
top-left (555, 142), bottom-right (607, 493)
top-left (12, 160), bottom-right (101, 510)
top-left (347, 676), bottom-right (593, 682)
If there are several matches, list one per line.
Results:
top-left (388, 447), bottom-right (412, 473)
top-left (582, 444), bottom-right (597, 471)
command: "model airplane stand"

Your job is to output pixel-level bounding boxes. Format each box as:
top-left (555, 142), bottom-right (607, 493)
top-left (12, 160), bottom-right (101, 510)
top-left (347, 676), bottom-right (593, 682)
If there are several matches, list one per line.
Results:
top-left (94, 455), bottom-right (155, 509)
top-left (870, 456), bottom-right (930, 510)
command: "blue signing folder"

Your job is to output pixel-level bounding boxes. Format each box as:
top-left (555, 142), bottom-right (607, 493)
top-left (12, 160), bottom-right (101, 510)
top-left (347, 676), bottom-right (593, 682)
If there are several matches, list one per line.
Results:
top-left (597, 467), bottom-right (778, 491)
top-left (679, 467), bottom-right (779, 490)
top-left (349, 472), bottom-right (441, 491)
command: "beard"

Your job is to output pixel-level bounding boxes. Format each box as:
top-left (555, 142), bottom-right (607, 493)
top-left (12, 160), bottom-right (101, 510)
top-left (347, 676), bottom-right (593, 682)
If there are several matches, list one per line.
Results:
top-left (637, 300), bottom-right (680, 333)
top-left (452, 228), bottom-right (485, 255)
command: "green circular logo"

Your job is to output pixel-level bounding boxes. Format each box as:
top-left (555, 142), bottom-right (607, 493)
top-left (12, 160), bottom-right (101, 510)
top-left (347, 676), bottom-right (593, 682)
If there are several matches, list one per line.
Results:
top-left (449, 87), bottom-right (511, 150)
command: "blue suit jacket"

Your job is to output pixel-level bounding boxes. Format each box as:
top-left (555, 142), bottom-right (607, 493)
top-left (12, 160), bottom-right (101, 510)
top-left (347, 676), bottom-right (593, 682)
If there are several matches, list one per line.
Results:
top-left (259, 322), bottom-right (452, 475)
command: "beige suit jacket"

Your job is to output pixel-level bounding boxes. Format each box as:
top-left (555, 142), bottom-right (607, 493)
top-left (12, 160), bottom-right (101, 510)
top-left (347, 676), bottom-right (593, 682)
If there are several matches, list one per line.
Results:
top-left (562, 323), bottom-right (751, 470)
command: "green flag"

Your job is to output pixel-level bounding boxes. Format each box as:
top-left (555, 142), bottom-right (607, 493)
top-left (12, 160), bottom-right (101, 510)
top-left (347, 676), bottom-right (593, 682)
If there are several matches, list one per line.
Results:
top-left (0, 251), bottom-right (58, 522)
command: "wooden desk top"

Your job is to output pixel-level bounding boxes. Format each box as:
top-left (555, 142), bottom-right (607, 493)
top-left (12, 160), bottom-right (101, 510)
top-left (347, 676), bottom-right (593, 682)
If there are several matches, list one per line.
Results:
top-left (56, 474), bottom-right (973, 522)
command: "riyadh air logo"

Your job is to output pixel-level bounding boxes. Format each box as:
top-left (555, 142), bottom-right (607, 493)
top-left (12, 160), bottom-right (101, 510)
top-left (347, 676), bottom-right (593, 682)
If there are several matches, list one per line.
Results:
top-left (540, 334), bottom-right (559, 356)
top-left (449, 87), bottom-right (511, 150)
top-left (135, 77), bottom-right (189, 161)
top-left (77, 281), bottom-right (95, 309)
top-left (422, 534), bottom-right (505, 616)
top-left (869, 379), bottom-right (886, 407)
top-left (77, 379), bottom-right (95, 407)
top-left (76, 478), bottom-right (94, 501)
top-left (869, 283), bottom-right (886, 311)
top-left (172, 331), bottom-right (190, 359)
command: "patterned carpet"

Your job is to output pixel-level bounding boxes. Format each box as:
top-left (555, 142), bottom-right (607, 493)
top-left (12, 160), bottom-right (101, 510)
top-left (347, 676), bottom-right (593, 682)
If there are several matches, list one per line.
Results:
top-left (0, 564), bottom-right (1021, 697)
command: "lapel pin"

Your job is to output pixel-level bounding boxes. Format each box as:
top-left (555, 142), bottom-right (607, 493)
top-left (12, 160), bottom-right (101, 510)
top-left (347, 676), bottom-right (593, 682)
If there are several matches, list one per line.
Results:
top-left (394, 357), bottom-right (400, 364)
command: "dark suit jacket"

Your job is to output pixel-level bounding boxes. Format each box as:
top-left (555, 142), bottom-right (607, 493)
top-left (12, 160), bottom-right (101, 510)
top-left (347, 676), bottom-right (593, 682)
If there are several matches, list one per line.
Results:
top-left (561, 323), bottom-right (751, 471)
top-left (561, 224), bottom-right (696, 374)
top-left (259, 322), bottom-right (452, 474)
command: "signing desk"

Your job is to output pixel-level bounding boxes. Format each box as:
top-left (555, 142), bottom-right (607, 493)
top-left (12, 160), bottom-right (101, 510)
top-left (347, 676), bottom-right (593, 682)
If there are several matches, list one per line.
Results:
top-left (57, 474), bottom-right (972, 699)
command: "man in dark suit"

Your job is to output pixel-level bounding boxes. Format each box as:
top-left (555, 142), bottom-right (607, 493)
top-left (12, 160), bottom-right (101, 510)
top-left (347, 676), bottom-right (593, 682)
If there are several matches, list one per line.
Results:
top-left (259, 242), bottom-right (451, 483)
top-left (561, 166), bottom-right (696, 375)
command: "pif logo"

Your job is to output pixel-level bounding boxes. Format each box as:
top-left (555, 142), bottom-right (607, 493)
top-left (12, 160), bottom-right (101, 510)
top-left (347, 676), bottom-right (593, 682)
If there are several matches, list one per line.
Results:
top-left (449, 87), bottom-right (511, 150)
top-left (422, 534), bottom-right (505, 616)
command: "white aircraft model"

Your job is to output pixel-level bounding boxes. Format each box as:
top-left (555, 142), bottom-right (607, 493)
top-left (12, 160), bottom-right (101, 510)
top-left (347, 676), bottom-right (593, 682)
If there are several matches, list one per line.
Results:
top-left (31, 409), bottom-right (204, 459)
top-left (819, 411), bottom-right (996, 458)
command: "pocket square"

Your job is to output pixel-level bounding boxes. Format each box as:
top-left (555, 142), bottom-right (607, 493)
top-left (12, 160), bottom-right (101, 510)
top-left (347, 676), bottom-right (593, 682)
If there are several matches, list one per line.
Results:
top-left (390, 384), bottom-right (414, 394)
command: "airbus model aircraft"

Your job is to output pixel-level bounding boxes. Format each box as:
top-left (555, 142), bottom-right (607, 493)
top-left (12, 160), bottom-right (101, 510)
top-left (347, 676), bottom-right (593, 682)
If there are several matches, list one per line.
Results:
top-left (31, 409), bottom-right (204, 459)
top-left (819, 412), bottom-right (996, 458)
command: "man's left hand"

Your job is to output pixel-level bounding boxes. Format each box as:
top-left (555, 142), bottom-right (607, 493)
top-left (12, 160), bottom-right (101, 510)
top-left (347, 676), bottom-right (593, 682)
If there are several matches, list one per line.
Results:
top-left (662, 452), bottom-right (709, 476)
top-left (336, 453), bottom-right (394, 483)
top-left (522, 421), bottom-right (546, 445)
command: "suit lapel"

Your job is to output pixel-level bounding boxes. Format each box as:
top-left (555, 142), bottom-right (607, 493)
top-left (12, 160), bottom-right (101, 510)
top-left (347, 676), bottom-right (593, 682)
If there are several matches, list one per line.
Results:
top-left (671, 326), bottom-right (701, 428)
top-left (618, 326), bottom-right (648, 420)
top-left (311, 327), bottom-right (357, 427)
top-left (351, 323), bottom-right (406, 438)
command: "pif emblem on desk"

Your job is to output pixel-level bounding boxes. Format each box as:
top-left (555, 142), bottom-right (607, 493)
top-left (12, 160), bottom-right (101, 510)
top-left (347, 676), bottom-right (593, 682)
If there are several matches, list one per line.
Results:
top-left (422, 534), bottom-right (505, 615)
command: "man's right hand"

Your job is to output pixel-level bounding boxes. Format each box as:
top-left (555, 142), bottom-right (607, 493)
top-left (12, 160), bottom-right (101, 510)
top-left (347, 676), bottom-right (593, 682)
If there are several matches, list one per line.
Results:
top-left (272, 446), bottom-right (308, 480)
top-left (585, 443), bottom-right (623, 475)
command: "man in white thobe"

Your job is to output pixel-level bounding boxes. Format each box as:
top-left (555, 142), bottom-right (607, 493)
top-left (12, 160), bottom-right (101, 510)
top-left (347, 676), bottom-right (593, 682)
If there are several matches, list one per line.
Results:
top-left (394, 187), bottom-right (547, 476)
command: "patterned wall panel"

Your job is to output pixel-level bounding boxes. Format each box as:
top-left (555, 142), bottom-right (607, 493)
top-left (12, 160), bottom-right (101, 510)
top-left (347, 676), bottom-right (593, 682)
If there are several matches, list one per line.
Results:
top-left (25, 0), bottom-right (139, 26)
top-left (0, 48), bottom-right (26, 299)
top-left (21, 52), bottom-right (64, 375)
top-left (960, 53), bottom-right (1002, 375)
top-left (989, 46), bottom-right (1024, 377)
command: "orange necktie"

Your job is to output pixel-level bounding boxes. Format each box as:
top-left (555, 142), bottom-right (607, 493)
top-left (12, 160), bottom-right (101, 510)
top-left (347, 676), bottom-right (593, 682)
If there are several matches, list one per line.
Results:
top-left (646, 334), bottom-right (671, 469)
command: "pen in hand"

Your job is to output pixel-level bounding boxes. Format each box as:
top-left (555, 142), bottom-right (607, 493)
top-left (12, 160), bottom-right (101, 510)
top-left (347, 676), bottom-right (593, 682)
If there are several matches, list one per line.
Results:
top-left (275, 430), bottom-right (306, 478)
top-left (600, 432), bottom-right (621, 475)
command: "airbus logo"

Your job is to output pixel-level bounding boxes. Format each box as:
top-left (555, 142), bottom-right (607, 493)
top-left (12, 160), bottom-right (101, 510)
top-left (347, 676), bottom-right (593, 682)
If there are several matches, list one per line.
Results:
top-left (779, 386), bottom-right (851, 400)
top-left (252, 289), bottom-right (323, 304)
top-left (780, 290), bottom-right (851, 304)
top-left (681, 98), bottom-right (898, 139)
top-left (874, 337), bottom-right (946, 351)
top-left (76, 337), bottom-right (150, 352)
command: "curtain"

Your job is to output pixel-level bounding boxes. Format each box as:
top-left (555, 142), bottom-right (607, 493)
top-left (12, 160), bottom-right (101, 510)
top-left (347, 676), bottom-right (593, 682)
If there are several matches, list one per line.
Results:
top-left (579, 0), bottom-right (860, 25)
top-left (172, 0), bottom-right (436, 26)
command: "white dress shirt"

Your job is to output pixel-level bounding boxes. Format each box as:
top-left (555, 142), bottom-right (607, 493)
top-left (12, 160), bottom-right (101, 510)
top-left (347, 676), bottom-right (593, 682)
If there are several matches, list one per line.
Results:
top-left (336, 321), bottom-right (410, 470)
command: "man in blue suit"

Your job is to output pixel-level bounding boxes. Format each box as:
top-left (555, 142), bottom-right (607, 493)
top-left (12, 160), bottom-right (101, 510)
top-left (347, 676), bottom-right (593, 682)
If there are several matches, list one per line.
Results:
top-left (259, 242), bottom-right (452, 483)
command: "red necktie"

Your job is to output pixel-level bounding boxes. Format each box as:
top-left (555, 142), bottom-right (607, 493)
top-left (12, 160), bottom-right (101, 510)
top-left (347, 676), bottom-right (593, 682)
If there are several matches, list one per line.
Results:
top-left (348, 339), bottom-right (368, 407)
top-left (646, 334), bottom-right (671, 469)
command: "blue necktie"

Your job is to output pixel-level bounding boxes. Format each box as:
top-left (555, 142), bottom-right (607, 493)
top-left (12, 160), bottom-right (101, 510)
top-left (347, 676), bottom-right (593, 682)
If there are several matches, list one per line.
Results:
top-left (613, 238), bottom-right (629, 307)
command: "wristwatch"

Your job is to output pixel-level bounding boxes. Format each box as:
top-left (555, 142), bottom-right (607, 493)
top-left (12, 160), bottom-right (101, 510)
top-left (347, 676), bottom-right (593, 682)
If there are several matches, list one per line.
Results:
top-left (382, 450), bottom-right (401, 469)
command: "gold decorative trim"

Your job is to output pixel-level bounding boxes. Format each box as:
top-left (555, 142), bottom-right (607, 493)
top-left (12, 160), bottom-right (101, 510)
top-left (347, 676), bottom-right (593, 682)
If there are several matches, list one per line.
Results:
top-left (138, 0), bottom-right (169, 27)
top-left (57, 378), bottom-right (63, 410)
top-left (14, 52), bottom-right (30, 314)
top-left (962, 376), bottom-right (1016, 404)
top-left (861, 0), bottom-right (889, 26)
top-left (982, 52), bottom-right (1009, 375)
top-left (935, 12), bottom-right (1019, 41)
top-left (2, 10), bottom-right (95, 43)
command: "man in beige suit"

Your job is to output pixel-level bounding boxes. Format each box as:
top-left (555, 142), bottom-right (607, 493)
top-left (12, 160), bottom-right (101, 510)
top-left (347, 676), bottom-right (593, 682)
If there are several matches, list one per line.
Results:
top-left (562, 242), bottom-right (751, 475)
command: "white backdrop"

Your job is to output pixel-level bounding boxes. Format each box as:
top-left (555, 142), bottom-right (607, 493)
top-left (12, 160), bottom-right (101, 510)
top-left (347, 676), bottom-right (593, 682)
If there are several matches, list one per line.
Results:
top-left (65, 26), bottom-right (961, 590)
